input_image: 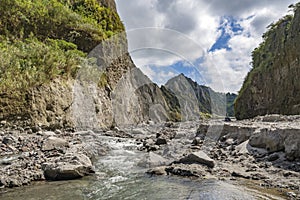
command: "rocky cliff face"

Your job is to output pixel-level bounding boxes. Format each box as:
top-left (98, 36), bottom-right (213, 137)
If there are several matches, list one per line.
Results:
top-left (235, 4), bottom-right (300, 119)
top-left (0, 0), bottom-right (180, 129)
top-left (164, 74), bottom-right (236, 119)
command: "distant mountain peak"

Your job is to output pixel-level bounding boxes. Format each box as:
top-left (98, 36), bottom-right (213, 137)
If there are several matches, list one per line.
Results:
top-left (164, 74), bottom-right (237, 118)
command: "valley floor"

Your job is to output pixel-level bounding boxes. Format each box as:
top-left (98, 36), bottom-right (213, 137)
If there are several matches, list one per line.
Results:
top-left (0, 115), bottom-right (299, 199)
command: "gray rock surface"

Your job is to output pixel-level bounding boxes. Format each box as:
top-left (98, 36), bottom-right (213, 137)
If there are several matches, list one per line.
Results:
top-left (42, 136), bottom-right (69, 151)
top-left (42, 154), bottom-right (94, 180)
top-left (138, 152), bottom-right (171, 168)
top-left (178, 151), bottom-right (215, 168)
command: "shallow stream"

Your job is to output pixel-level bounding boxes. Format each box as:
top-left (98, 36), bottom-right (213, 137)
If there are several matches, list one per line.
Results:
top-left (0, 136), bottom-right (286, 200)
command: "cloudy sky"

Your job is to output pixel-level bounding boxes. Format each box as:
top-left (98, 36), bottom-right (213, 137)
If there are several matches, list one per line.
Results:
top-left (115, 0), bottom-right (297, 93)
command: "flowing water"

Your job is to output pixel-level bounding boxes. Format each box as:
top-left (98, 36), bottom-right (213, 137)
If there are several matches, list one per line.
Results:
top-left (0, 136), bottom-right (286, 200)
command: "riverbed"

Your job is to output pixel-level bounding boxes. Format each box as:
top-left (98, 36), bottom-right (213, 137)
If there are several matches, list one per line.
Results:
top-left (0, 135), bottom-right (287, 200)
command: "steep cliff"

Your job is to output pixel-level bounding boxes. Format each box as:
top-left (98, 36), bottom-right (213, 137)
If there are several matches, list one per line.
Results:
top-left (164, 74), bottom-right (236, 120)
top-left (0, 0), bottom-right (179, 129)
top-left (235, 4), bottom-right (300, 120)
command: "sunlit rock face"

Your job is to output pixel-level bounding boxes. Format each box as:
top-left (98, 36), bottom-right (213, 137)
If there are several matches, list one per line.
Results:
top-left (235, 6), bottom-right (300, 120)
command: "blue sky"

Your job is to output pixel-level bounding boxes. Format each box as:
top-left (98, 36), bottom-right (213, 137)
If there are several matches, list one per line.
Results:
top-left (115, 0), bottom-right (298, 93)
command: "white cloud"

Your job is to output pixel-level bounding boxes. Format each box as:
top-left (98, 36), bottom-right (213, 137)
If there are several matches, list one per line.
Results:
top-left (115, 0), bottom-right (298, 92)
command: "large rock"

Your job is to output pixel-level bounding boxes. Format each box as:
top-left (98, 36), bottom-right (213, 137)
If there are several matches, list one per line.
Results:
top-left (138, 152), bottom-right (171, 168)
top-left (249, 128), bottom-right (285, 153)
top-left (249, 127), bottom-right (300, 160)
top-left (42, 136), bottom-right (69, 151)
top-left (42, 154), bottom-right (94, 180)
top-left (284, 131), bottom-right (300, 161)
top-left (178, 151), bottom-right (215, 168)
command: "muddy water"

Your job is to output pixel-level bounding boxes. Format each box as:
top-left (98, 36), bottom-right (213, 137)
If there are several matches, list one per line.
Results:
top-left (0, 136), bottom-right (286, 200)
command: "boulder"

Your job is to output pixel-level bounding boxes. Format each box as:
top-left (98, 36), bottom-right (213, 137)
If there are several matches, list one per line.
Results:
top-left (138, 152), bottom-right (171, 168)
top-left (42, 154), bottom-right (94, 180)
top-left (178, 151), bottom-right (215, 168)
top-left (284, 132), bottom-right (300, 161)
top-left (249, 128), bottom-right (285, 153)
top-left (42, 136), bottom-right (69, 151)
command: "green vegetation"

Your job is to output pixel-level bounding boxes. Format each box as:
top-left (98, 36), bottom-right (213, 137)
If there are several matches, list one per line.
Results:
top-left (200, 112), bottom-right (212, 120)
top-left (0, 0), bottom-right (124, 52)
top-left (98, 72), bottom-right (108, 88)
top-left (0, 0), bottom-right (124, 119)
top-left (0, 0), bottom-right (124, 91)
top-left (0, 37), bottom-right (84, 91)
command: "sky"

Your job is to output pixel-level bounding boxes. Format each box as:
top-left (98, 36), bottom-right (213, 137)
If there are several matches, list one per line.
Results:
top-left (115, 0), bottom-right (298, 93)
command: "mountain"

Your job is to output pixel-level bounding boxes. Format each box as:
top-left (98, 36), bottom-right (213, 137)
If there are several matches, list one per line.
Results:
top-left (164, 74), bottom-right (236, 120)
top-left (235, 3), bottom-right (300, 120)
top-left (0, 0), bottom-right (179, 129)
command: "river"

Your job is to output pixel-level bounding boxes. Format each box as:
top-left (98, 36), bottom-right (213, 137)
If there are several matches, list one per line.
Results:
top-left (0, 135), bottom-right (286, 200)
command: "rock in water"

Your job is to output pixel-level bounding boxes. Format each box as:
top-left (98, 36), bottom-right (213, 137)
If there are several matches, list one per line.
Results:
top-left (178, 151), bottom-right (215, 168)
top-left (42, 154), bottom-right (94, 180)
top-left (138, 152), bottom-right (171, 168)
top-left (146, 166), bottom-right (167, 176)
top-left (42, 136), bottom-right (69, 151)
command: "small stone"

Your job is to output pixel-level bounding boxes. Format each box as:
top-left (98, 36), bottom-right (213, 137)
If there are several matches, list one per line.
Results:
top-left (54, 130), bottom-right (62, 135)
top-left (44, 131), bottom-right (56, 137)
top-left (225, 138), bottom-right (234, 145)
top-left (267, 153), bottom-right (279, 162)
top-left (155, 138), bottom-right (167, 145)
top-left (286, 192), bottom-right (296, 198)
top-left (3, 136), bottom-right (16, 145)
top-left (192, 137), bottom-right (201, 145)
top-left (231, 171), bottom-right (250, 179)
top-left (31, 126), bottom-right (42, 133)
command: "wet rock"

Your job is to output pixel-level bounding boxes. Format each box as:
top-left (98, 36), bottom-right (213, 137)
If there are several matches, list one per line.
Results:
top-left (42, 137), bottom-right (69, 151)
top-left (42, 154), bottom-right (94, 181)
top-left (146, 166), bottom-right (167, 176)
top-left (178, 151), bottom-right (215, 168)
top-left (165, 166), bottom-right (199, 177)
